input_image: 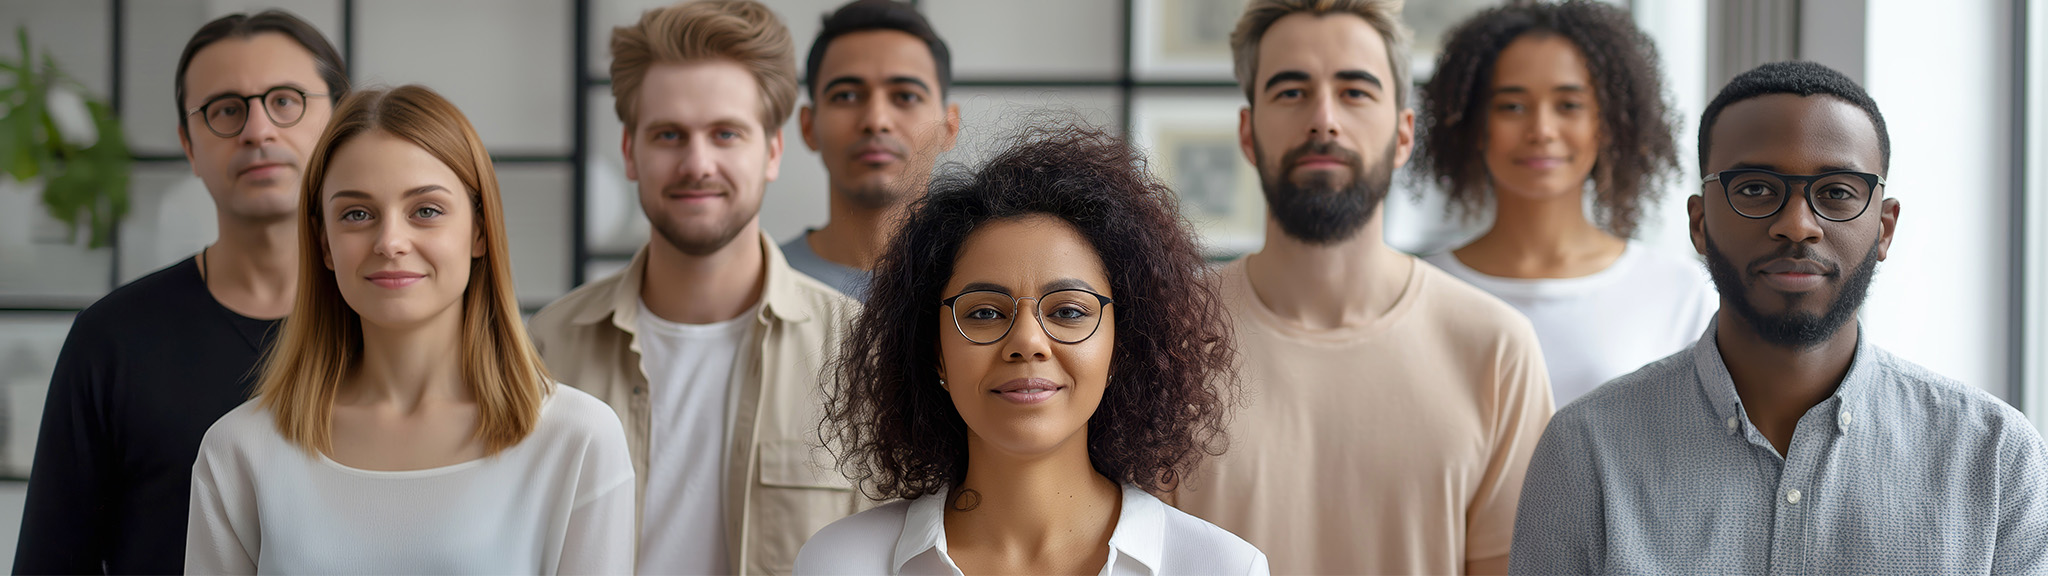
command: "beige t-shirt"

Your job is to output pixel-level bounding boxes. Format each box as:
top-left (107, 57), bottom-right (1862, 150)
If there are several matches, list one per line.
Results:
top-left (1174, 257), bottom-right (1554, 575)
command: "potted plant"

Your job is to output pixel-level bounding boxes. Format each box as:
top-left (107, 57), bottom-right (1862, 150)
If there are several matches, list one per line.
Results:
top-left (1, 27), bottom-right (130, 249)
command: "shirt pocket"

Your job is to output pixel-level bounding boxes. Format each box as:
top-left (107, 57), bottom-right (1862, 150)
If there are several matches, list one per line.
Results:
top-left (750, 441), bottom-right (858, 574)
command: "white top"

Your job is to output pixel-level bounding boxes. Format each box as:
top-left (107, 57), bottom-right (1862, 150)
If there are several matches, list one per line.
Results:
top-left (793, 484), bottom-right (1268, 576)
top-left (633, 300), bottom-right (754, 574)
top-left (1425, 242), bottom-right (1717, 406)
top-left (185, 386), bottom-right (635, 574)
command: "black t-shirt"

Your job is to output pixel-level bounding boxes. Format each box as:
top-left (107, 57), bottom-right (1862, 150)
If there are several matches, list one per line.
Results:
top-left (14, 257), bottom-right (281, 575)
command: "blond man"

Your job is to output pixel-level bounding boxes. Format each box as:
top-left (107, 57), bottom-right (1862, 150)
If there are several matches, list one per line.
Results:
top-left (527, 1), bottom-right (863, 573)
top-left (1167, 1), bottom-right (1554, 573)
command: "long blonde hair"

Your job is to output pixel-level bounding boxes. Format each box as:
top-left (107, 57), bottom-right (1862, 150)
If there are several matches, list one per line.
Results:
top-left (258, 84), bottom-right (551, 456)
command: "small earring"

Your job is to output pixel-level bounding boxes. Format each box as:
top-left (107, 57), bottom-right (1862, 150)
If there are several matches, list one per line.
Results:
top-left (938, 378), bottom-right (947, 388)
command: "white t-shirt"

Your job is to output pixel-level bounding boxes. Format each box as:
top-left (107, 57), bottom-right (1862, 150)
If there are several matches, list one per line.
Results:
top-left (795, 484), bottom-right (1268, 575)
top-left (185, 386), bottom-right (635, 574)
top-left (1425, 243), bottom-right (1717, 407)
top-left (634, 300), bottom-right (756, 574)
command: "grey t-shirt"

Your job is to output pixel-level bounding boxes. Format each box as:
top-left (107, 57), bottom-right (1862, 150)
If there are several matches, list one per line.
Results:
top-left (779, 229), bottom-right (870, 302)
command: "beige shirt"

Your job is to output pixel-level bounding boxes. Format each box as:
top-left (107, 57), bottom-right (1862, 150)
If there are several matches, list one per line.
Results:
top-left (1173, 257), bottom-right (1554, 575)
top-left (527, 231), bottom-right (865, 575)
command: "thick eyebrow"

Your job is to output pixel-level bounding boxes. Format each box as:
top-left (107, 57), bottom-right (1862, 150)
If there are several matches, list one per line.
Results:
top-left (196, 83), bottom-right (309, 107)
top-left (961, 281), bottom-right (1010, 295)
top-left (1040, 278), bottom-right (1097, 293)
top-left (1263, 70), bottom-right (1311, 92)
top-left (820, 76), bottom-right (867, 94)
top-left (1491, 84), bottom-right (1587, 96)
top-left (328, 184), bottom-right (452, 203)
top-left (1335, 70), bottom-right (1383, 90)
top-left (885, 76), bottom-right (932, 94)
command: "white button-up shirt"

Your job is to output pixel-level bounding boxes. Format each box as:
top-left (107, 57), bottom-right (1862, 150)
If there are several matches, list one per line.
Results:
top-left (795, 484), bottom-right (1267, 575)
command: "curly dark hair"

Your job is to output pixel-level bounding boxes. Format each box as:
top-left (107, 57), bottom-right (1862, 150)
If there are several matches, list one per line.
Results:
top-left (1416, 0), bottom-right (1678, 239)
top-left (820, 121), bottom-right (1238, 501)
top-left (1700, 60), bottom-right (1889, 175)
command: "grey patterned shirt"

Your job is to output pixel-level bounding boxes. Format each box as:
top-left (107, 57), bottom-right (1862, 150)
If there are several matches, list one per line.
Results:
top-left (1510, 320), bottom-right (2048, 575)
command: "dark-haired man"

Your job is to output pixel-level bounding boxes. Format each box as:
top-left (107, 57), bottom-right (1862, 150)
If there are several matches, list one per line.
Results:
top-left (782, 0), bottom-right (959, 300)
top-left (1168, 1), bottom-right (1553, 574)
top-left (1510, 60), bottom-right (2047, 574)
top-left (15, 11), bottom-right (347, 573)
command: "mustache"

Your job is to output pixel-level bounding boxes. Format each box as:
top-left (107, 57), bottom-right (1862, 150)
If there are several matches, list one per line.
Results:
top-left (229, 145), bottom-right (298, 174)
top-left (661, 178), bottom-right (734, 195)
top-left (1279, 140), bottom-right (1364, 174)
top-left (1745, 243), bottom-right (1842, 276)
top-left (844, 135), bottom-right (909, 158)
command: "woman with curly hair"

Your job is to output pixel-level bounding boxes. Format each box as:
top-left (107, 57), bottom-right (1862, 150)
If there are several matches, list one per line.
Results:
top-left (794, 123), bottom-right (1265, 575)
top-left (1416, 0), bottom-right (1716, 406)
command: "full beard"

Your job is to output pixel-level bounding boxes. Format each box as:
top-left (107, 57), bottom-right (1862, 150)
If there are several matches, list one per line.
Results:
top-left (1254, 137), bottom-right (1397, 245)
top-left (1703, 230), bottom-right (1880, 350)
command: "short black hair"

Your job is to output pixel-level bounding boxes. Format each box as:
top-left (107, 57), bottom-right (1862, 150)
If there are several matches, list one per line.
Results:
top-left (176, 10), bottom-right (349, 135)
top-left (1417, 0), bottom-right (1677, 239)
top-left (805, 0), bottom-right (951, 99)
top-left (1698, 60), bottom-right (1889, 175)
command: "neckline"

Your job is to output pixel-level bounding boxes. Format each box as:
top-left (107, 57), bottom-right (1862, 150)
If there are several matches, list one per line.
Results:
top-left (1226, 255), bottom-right (1423, 344)
top-left (1434, 243), bottom-right (1643, 295)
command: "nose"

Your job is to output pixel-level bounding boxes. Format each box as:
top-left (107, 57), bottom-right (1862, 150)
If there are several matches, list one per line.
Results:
top-left (1306, 91), bottom-right (1340, 141)
top-left (239, 98), bottom-right (282, 146)
top-left (1528, 105), bottom-right (1560, 144)
top-left (1000, 297), bottom-right (1053, 362)
top-left (858, 92), bottom-right (895, 136)
top-left (373, 217), bottom-right (413, 260)
top-left (1767, 187), bottom-right (1826, 245)
top-left (675, 138), bottom-right (718, 182)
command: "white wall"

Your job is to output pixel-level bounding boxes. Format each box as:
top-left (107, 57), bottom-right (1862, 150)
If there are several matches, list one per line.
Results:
top-left (1861, 0), bottom-right (2015, 398)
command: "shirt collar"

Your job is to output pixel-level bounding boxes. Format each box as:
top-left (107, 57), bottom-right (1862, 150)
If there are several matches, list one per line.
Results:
top-left (1696, 317), bottom-right (1878, 438)
top-left (568, 230), bottom-right (815, 330)
top-left (891, 484), bottom-right (1166, 575)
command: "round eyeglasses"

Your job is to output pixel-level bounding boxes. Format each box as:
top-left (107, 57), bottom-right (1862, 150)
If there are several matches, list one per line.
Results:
top-left (940, 288), bottom-right (1114, 345)
top-left (184, 86), bottom-right (328, 138)
top-left (1704, 168), bottom-right (1884, 222)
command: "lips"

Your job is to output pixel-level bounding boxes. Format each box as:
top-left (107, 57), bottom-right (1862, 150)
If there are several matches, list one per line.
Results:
top-left (1754, 258), bottom-right (1833, 292)
top-left (1293, 155), bottom-right (1347, 169)
top-left (854, 146), bottom-right (900, 165)
top-left (365, 270), bottom-right (425, 289)
top-left (238, 162), bottom-right (288, 177)
top-left (1517, 156), bottom-right (1566, 169)
top-left (990, 377), bottom-right (1065, 405)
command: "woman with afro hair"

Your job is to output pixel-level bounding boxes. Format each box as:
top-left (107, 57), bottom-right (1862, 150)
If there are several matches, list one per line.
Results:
top-left (1416, 0), bottom-right (1716, 406)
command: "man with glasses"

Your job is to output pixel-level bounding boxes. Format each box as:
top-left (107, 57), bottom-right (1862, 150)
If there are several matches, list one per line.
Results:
top-left (16, 11), bottom-right (346, 573)
top-left (1510, 61), bottom-right (2047, 574)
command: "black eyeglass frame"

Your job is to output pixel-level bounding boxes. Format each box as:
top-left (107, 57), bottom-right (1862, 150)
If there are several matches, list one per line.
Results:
top-left (1703, 168), bottom-right (1887, 222)
top-left (939, 288), bottom-right (1115, 345)
top-left (183, 86), bottom-right (330, 138)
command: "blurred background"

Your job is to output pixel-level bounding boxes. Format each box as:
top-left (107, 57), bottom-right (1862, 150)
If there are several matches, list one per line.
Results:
top-left (0, 0), bottom-right (2041, 562)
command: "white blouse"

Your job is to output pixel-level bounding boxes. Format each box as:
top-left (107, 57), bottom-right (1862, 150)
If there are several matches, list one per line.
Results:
top-left (185, 386), bottom-right (635, 574)
top-left (794, 484), bottom-right (1267, 576)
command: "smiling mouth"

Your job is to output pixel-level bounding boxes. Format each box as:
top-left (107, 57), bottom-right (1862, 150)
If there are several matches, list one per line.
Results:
top-left (366, 272), bottom-right (425, 289)
top-left (991, 378), bottom-right (1066, 405)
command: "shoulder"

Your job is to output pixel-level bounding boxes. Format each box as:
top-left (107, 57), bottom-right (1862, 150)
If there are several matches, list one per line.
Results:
top-left (794, 499), bottom-right (912, 574)
top-left (1552, 347), bottom-right (1694, 429)
top-left (772, 260), bottom-right (862, 334)
top-left (1410, 258), bottom-right (1541, 351)
top-left (534, 386), bottom-right (629, 451)
top-left (195, 399), bottom-right (282, 462)
top-left (1156, 499), bottom-right (1267, 573)
top-left (1865, 348), bottom-right (2041, 447)
top-left (528, 267), bottom-right (628, 339)
top-left (67, 258), bottom-right (200, 340)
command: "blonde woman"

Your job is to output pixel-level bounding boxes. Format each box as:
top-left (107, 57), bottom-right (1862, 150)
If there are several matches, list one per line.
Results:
top-left (184, 85), bottom-right (633, 573)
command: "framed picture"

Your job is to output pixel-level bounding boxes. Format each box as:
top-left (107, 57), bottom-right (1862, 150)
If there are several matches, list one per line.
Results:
top-left (1129, 90), bottom-right (1264, 258)
top-left (0, 312), bottom-right (75, 479)
top-left (1132, 0), bottom-right (1240, 82)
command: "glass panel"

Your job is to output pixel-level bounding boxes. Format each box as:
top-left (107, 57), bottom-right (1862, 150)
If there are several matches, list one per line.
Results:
top-left (118, 161), bottom-right (214, 283)
top-left (0, 1), bottom-right (112, 99)
top-left (120, 0), bottom-right (344, 157)
top-left (495, 164), bottom-right (574, 308)
top-left (923, 0), bottom-right (1122, 81)
top-left (939, 87), bottom-right (1121, 168)
top-left (0, 312), bottom-right (75, 478)
top-left (355, 0), bottom-right (572, 155)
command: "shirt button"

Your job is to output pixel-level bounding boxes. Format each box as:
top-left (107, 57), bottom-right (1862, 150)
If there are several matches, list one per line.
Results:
top-left (1840, 411), bottom-right (1853, 430)
top-left (1786, 489), bottom-right (1802, 504)
top-left (1726, 416), bottom-right (1739, 431)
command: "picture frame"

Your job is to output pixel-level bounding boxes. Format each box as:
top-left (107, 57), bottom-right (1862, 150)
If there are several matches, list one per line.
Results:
top-left (1129, 90), bottom-right (1264, 258)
